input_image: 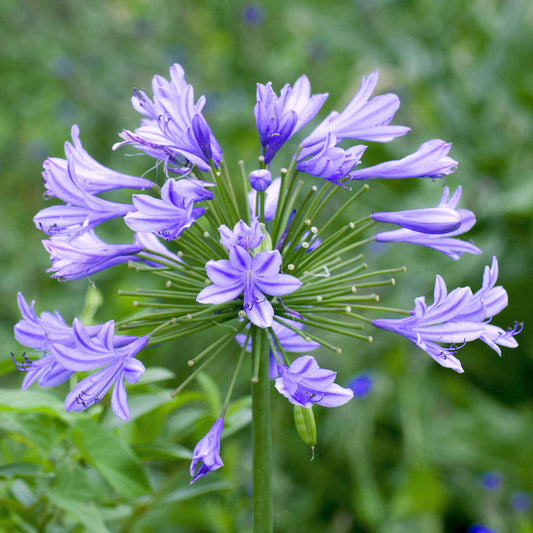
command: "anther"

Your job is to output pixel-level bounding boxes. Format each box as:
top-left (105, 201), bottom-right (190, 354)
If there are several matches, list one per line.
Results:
top-left (345, 306), bottom-right (351, 313)
top-left (301, 242), bottom-right (309, 249)
top-left (311, 186), bottom-right (318, 192)
top-left (178, 251), bottom-right (184, 257)
top-left (349, 222), bottom-right (355, 229)
top-left (305, 219), bottom-right (312, 226)
top-left (165, 280), bottom-right (172, 288)
top-left (311, 227), bottom-right (318, 234)
top-left (203, 231), bottom-right (210, 238)
top-left (238, 310), bottom-right (246, 318)
top-left (287, 264), bottom-right (295, 271)
top-left (188, 360), bottom-right (194, 367)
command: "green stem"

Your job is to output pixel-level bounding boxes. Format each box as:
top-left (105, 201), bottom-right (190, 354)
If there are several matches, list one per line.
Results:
top-left (251, 327), bottom-right (273, 533)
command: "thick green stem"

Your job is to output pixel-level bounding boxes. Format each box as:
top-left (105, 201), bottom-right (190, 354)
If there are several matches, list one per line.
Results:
top-left (251, 327), bottom-right (273, 533)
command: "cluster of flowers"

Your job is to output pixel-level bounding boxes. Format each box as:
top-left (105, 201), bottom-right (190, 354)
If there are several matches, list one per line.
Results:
top-left (14, 64), bottom-right (519, 483)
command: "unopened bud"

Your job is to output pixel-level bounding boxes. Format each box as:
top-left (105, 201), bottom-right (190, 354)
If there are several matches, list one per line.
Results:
top-left (294, 405), bottom-right (317, 446)
top-left (165, 280), bottom-right (172, 288)
top-left (249, 168), bottom-right (272, 192)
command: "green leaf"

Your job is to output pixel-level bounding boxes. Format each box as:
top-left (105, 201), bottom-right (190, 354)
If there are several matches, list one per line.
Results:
top-left (196, 372), bottom-right (221, 415)
top-left (0, 389), bottom-right (75, 423)
top-left (0, 463), bottom-right (54, 480)
top-left (69, 418), bottom-right (151, 498)
top-left (133, 443), bottom-right (193, 461)
top-left (47, 492), bottom-right (110, 533)
top-left (158, 481), bottom-right (232, 505)
top-left (137, 366), bottom-right (176, 385)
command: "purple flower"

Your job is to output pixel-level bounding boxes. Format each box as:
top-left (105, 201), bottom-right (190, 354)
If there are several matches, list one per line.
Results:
top-left (43, 125), bottom-right (153, 198)
top-left (218, 219), bottom-right (264, 251)
top-left (347, 373), bottom-right (374, 398)
top-left (296, 133), bottom-right (366, 185)
top-left (248, 176), bottom-right (281, 221)
top-left (374, 186), bottom-right (481, 259)
top-left (135, 232), bottom-right (183, 266)
top-left (114, 64), bottom-right (222, 173)
top-left (249, 168), bottom-right (272, 192)
top-left (511, 491), bottom-right (531, 511)
top-left (196, 244), bottom-right (301, 328)
top-left (301, 70), bottom-right (410, 152)
top-left (373, 257), bottom-right (520, 373)
top-left (124, 178), bottom-right (213, 240)
top-left (349, 140), bottom-right (457, 181)
top-left (51, 320), bottom-right (147, 421)
top-left (468, 525), bottom-right (497, 533)
top-left (479, 471), bottom-right (502, 491)
top-left (43, 231), bottom-right (143, 280)
top-left (274, 355), bottom-right (353, 408)
top-left (255, 75), bottom-right (328, 164)
top-left (190, 418), bottom-right (224, 484)
top-left (13, 293), bottom-right (74, 388)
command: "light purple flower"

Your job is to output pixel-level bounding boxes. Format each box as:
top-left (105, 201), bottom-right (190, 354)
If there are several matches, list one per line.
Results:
top-left (114, 64), bottom-right (222, 173)
top-left (374, 186), bottom-right (480, 259)
top-left (218, 219), bottom-right (264, 251)
top-left (124, 178), bottom-right (213, 240)
top-left (349, 139), bottom-right (457, 181)
top-left (43, 125), bottom-right (153, 198)
top-left (196, 245), bottom-right (301, 328)
top-left (274, 355), bottom-right (354, 408)
top-left (373, 257), bottom-right (520, 373)
top-left (255, 75), bottom-right (328, 164)
top-left (190, 418), bottom-right (224, 484)
top-left (43, 231), bottom-right (143, 280)
top-left (52, 319), bottom-right (147, 421)
top-left (249, 168), bottom-right (272, 192)
top-left (296, 133), bottom-right (366, 185)
top-left (301, 70), bottom-right (410, 152)
top-left (248, 176), bottom-right (281, 221)
top-left (135, 232), bottom-right (183, 266)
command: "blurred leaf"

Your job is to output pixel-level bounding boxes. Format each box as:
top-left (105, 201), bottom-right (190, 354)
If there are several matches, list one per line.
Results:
top-left (10, 479), bottom-right (37, 507)
top-left (0, 389), bottom-right (74, 422)
top-left (47, 492), bottom-right (110, 533)
top-left (196, 371), bottom-right (222, 415)
top-left (69, 418), bottom-right (151, 498)
top-left (137, 366), bottom-right (176, 385)
top-left (133, 443), bottom-right (193, 461)
top-left (0, 462), bottom-right (53, 480)
top-left (158, 480), bottom-right (232, 505)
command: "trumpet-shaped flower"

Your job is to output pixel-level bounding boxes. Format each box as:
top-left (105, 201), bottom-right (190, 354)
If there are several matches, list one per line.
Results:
top-left (349, 139), bottom-right (457, 181)
top-left (190, 418), bottom-right (224, 484)
top-left (255, 75), bottom-right (328, 164)
top-left (301, 70), bottom-right (410, 152)
top-left (53, 319), bottom-right (147, 421)
top-left (374, 186), bottom-right (480, 259)
top-left (43, 231), bottom-right (144, 280)
top-left (275, 355), bottom-right (354, 408)
top-left (114, 64), bottom-right (222, 172)
top-left (43, 125), bottom-right (153, 198)
top-left (196, 244), bottom-right (301, 328)
top-left (124, 178), bottom-right (213, 240)
top-left (373, 257), bottom-right (520, 373)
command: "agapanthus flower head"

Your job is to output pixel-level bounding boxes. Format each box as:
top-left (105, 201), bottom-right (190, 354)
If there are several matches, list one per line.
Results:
top-left (275, 355), bottom-right (354, 408)
top-left (124, 178), bottom-right (212, 240)
top-left (190, 418), bottom-right (224, 484)
top-left (255, 75), bottom-right (328, 164)
top-left (196, 244), bottom-right (301, 328)
top-left (374, 186), bottom-right (480, 259)
top-left (373, 257), bottom-right (520, 372)
top-left (114, 63), bottom-right (222, 173)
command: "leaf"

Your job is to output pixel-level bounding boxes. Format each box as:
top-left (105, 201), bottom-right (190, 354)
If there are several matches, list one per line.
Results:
top-left (158, 481), bottom-right (232, 505)
top-left (0, 389), bottom-right (74, 423)
top-left (133, 443), bottom-right (193, 461)
top-left (137, 366), bottom-right (176, 385)
top-left (47, 492), bottom-right (110, 533)
top-left (69, 418), bottom-right (151, 498)
top-left (195, 372), bottom-right (221, 415)
top-left (0, 463), bottom-right (54, 480)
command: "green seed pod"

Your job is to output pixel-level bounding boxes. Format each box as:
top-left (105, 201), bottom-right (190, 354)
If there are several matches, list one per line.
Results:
top-left (293, 404), bottom-right (317, 446)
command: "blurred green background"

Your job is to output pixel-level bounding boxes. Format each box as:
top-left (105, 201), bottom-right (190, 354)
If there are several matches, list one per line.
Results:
top-left (1, 0), bottom-right (532, 531)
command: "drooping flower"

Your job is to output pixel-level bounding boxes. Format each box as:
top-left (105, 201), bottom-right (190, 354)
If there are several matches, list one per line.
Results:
top-left (124, 178), bottom-right (213, 240)
top-left (275, 355), bottom-right (354, 408)
top-left (196, 244), bottom-right (301, 328)
top-left (43, 124), bottom-right (153, 198)
top-left (190, 418), bottom-right (224, 484)
top-left (218, 218), bottom-right (264, 251)
top-left (114, 63), bottom-right (222, 173)
top-left (301, 70), bottom-right (410, 153)
top-left (373, 257), bottom-right (520, 373)
top-left (53, 319), bottom-right (147, 421)
top-left (349, 139), bottom-right (457, 181)
top-left (373, 186), bottom-right (480, 259)
top-left (255, 75), bottom-right (328, 164)
top-left (43, 231), bottom-right (144, 280)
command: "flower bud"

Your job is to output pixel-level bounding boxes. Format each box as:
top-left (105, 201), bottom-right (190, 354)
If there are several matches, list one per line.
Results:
top-left (249, 169), bottom-right (272, 192)
top-left (293, 404), bottom-right (316, 446)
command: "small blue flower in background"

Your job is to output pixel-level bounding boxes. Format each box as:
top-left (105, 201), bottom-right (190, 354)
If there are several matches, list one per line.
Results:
top-left (190, 418), bottom-right (224, 484)
top-left (347, 372), bottom-right (374, 398)
top-left (242, 3), bottom-right (265, 26)
top-left (468, 525), bottom-right (497, 533)
top-left (511, 491), bottom-right (531, 511)
top-left (479, 471), bottom-right (502, 491)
